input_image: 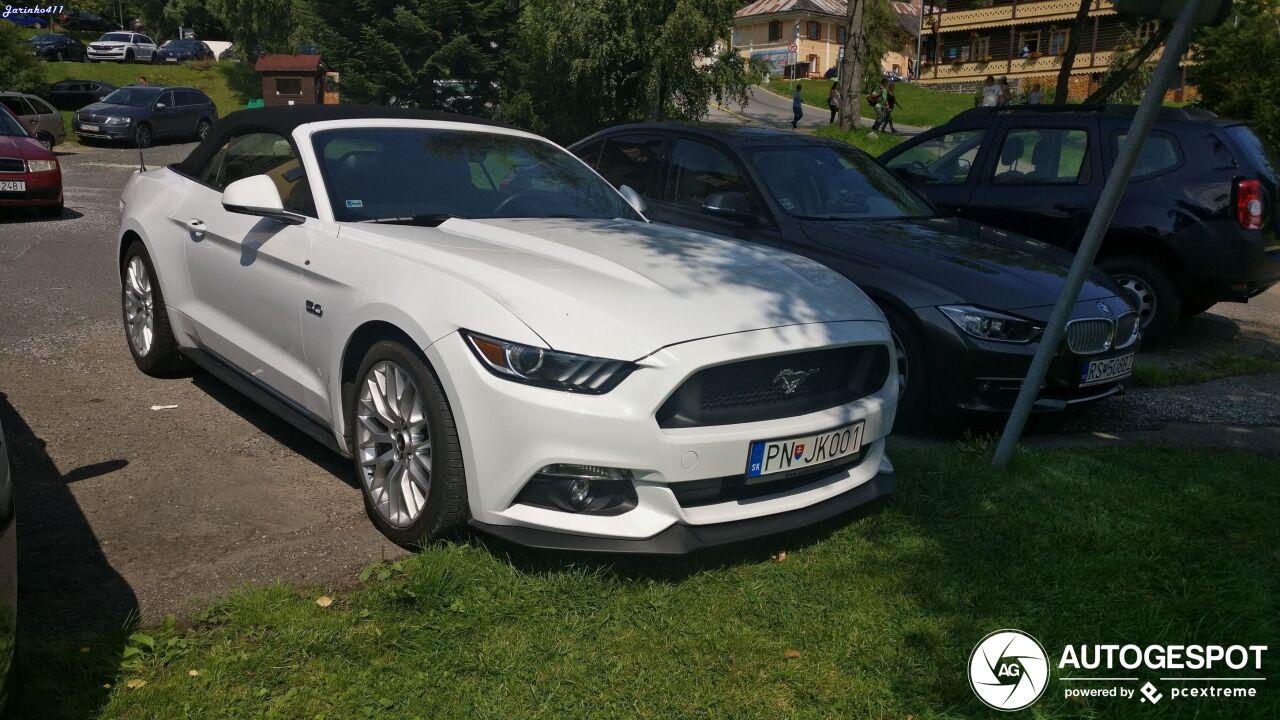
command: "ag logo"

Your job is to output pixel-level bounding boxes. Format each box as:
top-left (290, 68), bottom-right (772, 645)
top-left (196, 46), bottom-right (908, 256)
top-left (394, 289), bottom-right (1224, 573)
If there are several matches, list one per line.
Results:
top-left (968, 629), bottom-right (1050, 711)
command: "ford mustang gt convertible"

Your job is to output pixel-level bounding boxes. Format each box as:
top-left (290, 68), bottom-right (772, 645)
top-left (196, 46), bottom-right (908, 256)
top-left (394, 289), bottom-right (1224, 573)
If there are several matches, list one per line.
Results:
top-left (117, 106), bottom-right (898, 553)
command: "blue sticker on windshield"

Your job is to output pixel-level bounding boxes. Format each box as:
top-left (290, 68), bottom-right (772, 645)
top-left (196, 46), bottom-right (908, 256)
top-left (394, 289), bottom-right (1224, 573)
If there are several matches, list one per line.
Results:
top-left (345, 199), bottom-right (363, 208)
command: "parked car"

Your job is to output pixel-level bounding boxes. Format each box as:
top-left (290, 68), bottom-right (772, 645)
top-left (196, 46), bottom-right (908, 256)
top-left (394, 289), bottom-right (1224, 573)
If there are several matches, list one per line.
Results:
top-left (86, 31), bottom-right (158, 63)
top-left (2, 13), bottom-right (49, 28)
top-left (0, 92), bottom-right (65, 149)
top-left (57, 10), bottom-right (121, 32)
top-left (0, 103), bottom-right (64, 216)
top-left (217, 43), bottom-right (263, 62)
top-left (26, 32), bottom-right (87, 62)
top-left (117, 105), bottom-right (898, 552)
top-left (879, 105), bottom-right (1280, 340)
top-left (571, 124), bottom-right (1140, 425)
top-left (155, 39), bottom-right (215, 63)
top-left (46, 79), bottom-right (117, 111)
top-left (0, 416), bottom-right (16, 710)
top-left (75, 85), bottom-right (217, 147)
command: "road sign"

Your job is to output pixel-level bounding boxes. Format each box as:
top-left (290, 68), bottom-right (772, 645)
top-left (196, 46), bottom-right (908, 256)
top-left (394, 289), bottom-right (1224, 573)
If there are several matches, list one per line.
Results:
top-left (789, 43), bottom-right (797, 53)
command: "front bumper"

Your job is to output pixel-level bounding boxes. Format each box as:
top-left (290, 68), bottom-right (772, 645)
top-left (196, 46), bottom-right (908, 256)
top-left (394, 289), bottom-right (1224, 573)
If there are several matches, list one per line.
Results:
top-left (426, 321), bottom-right (897, 550)
top-left (918, 300), bottom-right (1139, 414)
top-left (0, 172), bottom-right (62, 207)
top-left (73, 120), bottom-right (133, 140)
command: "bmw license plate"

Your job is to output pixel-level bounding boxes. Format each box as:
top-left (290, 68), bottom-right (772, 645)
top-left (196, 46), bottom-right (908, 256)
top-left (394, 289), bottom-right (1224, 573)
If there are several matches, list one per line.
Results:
top-left (0, 181), bottom-right (25, 192)
top-left (1079, 353), bottom-right (1135, 387)
top-left (80, 124), bottom-right (99, 132)
top-left (746, 421), bottom-right (864, 480)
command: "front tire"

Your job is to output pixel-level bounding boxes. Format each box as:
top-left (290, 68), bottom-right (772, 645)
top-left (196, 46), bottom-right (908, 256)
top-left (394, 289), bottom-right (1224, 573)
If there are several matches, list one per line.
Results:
top-left (125, 49), bottom-right (134, 63)
top-left (195, 118), bottom-right (211, 141)
top-left (351, 341), bottom-right (467, 547)
top-left (1099, 254), bottom-right (1182, 342)
top-left (133, 122), bottom-right (152, 148)
top-left (35, 133), bottom-right (53, 151)
top-left (881, 307), bottom-right (930, 432)
top-left (121, 241), bottom-right (187, 375)
top-left (53, 50), bottom-right (64, 62)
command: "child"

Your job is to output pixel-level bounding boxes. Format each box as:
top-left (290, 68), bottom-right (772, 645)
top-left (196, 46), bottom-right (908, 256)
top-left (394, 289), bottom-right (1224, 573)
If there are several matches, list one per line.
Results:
top-left (792, 84), bottom-right (804, 129)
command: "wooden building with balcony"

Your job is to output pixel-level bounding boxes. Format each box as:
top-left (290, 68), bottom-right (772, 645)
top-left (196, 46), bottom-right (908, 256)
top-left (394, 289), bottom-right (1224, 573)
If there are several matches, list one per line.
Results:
top-left (918, 0), bottom-right (1193, 100)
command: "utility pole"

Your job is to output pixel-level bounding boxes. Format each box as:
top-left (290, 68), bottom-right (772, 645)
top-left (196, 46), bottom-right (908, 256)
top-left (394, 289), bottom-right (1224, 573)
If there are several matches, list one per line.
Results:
top-left (914, 0), bottom-right (925, 79)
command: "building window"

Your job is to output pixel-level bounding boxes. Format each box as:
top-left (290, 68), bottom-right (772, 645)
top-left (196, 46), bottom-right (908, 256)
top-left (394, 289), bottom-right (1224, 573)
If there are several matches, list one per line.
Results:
top-left (837, 25), bottom-right (847, 44)
top-left (275, 78), bottom-right (303, 96)
top-left (807, 21), bottom-right (820, 40)
top-left (768, 20), bottom-right (782, 42)
top-left (1018, 30), bottom-right (1041, 54)
top-left (971, 35), bottom-right (990, 59)
top-left (1049, 28), bottom-right (1070, 55)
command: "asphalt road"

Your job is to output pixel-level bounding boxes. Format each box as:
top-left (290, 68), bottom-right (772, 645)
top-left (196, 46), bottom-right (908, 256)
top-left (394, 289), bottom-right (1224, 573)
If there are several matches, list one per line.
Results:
top-left (1, 139), bottom-right (1277, 632)
top-left (708, 85), bottom-right (925, 135)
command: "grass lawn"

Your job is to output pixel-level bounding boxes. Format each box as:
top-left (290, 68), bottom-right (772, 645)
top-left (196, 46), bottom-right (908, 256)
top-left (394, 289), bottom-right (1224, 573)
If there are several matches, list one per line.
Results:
top-left (13, 446), bottom-right (1278, 719)
top-left (813, 124), bottom-right (906, 155)
top-left (1133, 352), bottom-right (1280, 388)
top-left (766, 79), bottom-right (973, 129)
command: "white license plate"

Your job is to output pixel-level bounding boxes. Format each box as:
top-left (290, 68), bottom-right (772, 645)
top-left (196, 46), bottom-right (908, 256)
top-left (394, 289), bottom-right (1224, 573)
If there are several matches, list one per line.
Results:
top-left (0, 181), bottom-right (26, 192)
top-left (80, 124), bottom-right (99, 132)
top-left (1079, 353), bottom-right (1135, 387)
top-left (166, 57), bottom-right (177, 62)
top-left (746, 421), bottom-right (864, 479)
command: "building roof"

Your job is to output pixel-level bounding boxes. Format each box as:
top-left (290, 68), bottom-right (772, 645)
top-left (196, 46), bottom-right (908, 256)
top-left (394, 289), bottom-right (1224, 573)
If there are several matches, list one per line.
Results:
top-left (735, 0), bottom-right (847, 20)
top-left (254, 54), bottom-right (324, 73)
top-left (890, 2), bottom-right (923, 40)
top-left (172, 105), bottom-right (508, 178)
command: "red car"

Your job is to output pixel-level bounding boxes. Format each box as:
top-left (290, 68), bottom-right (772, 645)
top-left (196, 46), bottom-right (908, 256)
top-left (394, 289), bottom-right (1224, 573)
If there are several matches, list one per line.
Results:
top-left (0, 104), bottom-right (63, 217)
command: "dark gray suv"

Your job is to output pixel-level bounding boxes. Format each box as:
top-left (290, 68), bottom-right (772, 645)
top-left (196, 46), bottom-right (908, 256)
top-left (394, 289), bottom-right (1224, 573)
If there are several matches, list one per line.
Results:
top-left (73, 85), bottom-right (217, 148)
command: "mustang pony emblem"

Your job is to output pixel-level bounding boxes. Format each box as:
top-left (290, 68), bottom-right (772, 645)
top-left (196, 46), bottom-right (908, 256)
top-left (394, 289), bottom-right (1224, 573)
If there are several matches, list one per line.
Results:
top-left (773, 368), bottom-right (819, 394)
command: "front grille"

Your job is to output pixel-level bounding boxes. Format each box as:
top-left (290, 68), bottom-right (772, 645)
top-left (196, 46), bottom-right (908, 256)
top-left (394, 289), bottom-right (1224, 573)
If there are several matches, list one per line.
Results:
top-left (0, 157), bottom-right (24, 173)
top-left (656, 344), bottom-right (890, 428)
top-left (671, 450), bottom-right (868, 508)
top-left (77, 113), bottom-right (109, 124)
top-left (1113, 312), bottom-right (1140, 349)
top-left (1065, 318), bottom-right (1113, 354)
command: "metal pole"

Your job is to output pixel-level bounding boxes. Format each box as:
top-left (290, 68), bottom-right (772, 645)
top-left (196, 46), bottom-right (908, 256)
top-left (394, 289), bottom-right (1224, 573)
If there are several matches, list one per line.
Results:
top-left (991, 0), bottom-right (1205, 469)
top-left (915, 0), bottom-right (925, 79)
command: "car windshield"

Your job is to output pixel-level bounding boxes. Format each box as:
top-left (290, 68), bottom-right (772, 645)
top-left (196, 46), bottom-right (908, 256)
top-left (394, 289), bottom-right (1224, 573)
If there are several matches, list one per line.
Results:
top-left (0, 110), bottom-right (27, 137)
top-left (313, 127), bottom-right (642, 224)
top-left (746, 144), bottom-right (935, 220)
top-left (29, 33), bottom-right (60, 42)
top-left (101, 88), bottom-right (156, 107)
top-left (100, 33), bottom-right (132, 42)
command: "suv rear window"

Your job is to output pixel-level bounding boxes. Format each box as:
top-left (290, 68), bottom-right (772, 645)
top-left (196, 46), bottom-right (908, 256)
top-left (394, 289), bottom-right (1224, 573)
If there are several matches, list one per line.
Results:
top-left (1226, 125), bottom-right (1278, 184)
top-left (992, 128), bottom-right (1089, 185)
top-left (1111, 131), bottom-right (1182, 178)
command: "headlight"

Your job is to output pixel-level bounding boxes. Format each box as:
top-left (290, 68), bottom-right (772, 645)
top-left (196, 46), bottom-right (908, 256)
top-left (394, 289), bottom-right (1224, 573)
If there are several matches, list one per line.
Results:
top-left (103, 116), bottom-right (131, 125)
top-left (939, 305), bottom-right (1041, 343)
top-left (26, 159), bottom-right (57, 173)
top-left (462, 331), bottom-right (636, 394)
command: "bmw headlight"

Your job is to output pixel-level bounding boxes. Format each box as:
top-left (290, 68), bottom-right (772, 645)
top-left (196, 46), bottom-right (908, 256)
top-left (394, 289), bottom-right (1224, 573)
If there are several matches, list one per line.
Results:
top-left (462, 331), bottom-right (636, 394)
top-left (103, 116), bottom-right (131, 125)
top-left (26, 159), bottom-right (57, 173)
top-left (939, 305), bottom-right (1041, 343)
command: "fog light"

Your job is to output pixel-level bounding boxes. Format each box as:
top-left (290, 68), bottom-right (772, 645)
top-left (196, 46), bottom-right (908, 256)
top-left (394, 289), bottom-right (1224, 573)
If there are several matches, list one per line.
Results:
top-left (515, 464), bottom-right (638, 515)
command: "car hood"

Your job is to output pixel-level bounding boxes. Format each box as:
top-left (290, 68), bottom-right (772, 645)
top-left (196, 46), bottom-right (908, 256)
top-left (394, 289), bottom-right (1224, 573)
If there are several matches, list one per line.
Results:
top-left (343, 217), bottom-right (882, 360)
top-left (799, 216), bottom-right (1120, 310)
top-left (77, 101), bottom-right (143, 117)
top-left (0, 134), bottom-right (50, 159)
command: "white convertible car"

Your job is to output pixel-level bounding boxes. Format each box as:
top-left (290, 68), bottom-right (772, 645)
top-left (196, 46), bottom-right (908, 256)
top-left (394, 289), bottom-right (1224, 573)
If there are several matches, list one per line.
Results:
top-left (117, 106), bottom-right (898, 552)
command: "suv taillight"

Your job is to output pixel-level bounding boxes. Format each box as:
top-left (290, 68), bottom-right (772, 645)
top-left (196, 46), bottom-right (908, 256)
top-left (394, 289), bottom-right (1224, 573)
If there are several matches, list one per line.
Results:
top-left (1236, 178), bottom-right (1264, 231)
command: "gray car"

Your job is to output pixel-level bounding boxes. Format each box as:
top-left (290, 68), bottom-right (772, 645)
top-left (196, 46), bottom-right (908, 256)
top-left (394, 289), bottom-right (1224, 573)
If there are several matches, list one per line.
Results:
top-left (73, 85), bottom-right (217, 148)
top-left (0, 92), bottom-right (65, 150)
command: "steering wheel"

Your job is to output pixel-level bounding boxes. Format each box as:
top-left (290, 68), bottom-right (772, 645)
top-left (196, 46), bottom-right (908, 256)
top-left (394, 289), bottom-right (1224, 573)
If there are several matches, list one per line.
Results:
top-left (493, 192), bottom-right (538, 216)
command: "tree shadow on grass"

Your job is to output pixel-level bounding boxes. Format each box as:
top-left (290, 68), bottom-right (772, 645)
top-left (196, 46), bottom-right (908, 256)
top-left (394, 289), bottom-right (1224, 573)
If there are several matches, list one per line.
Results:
top-left (0, 392), bottom-right (137, 720)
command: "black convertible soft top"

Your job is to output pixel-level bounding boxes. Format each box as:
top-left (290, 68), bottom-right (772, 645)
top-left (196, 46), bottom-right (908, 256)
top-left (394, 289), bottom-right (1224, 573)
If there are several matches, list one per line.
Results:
top-left (172, 104), bottom-right (508, 177)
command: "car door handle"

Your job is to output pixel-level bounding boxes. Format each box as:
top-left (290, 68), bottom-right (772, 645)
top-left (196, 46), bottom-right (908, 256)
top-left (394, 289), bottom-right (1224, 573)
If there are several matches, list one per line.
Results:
top-left (187, 218), bottom-right (205, 236)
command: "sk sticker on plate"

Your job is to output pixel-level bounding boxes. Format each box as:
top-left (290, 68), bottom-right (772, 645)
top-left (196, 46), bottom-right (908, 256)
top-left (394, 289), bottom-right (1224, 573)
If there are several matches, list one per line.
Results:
top-left (345, 199), bottom-right (363, 208)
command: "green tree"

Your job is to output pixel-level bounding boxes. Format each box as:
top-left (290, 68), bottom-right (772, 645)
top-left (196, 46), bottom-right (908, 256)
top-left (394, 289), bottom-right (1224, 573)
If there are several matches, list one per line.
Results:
top-left (500, 0), bottom-right (761, 143)
top-left (208, 0), bottom-right (294, 52)
top-left (1095, 30), bottom-right (1155, 105)
top-left (1192, 0), bottom-right (1280, 151)
top-left (293, 0), bottom-right (511, 113)
top-left (0, 21), bottom-right (44, 95)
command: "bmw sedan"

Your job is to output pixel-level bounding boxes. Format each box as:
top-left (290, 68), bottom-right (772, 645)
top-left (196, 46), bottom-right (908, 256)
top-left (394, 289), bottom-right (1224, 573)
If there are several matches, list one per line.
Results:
top-left (571, 125), bottom-right (1140, 425)
top-left (154, 39), bottom-right (215, 63)
top-left (117, 106), bottom-right (898, 553)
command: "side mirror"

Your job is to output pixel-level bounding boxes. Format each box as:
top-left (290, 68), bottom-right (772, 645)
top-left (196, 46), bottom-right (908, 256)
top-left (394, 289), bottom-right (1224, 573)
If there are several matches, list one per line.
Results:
top-left (222, 175), bottom-right (304, 225)
top-left (617, 184), bottom-right (647, 215)
top-left (957, 157), bottom-right (972, 173)
top-left (154, 102), bottom-right (166, 109)
top-left (702, 191), bottom-right (753, 222)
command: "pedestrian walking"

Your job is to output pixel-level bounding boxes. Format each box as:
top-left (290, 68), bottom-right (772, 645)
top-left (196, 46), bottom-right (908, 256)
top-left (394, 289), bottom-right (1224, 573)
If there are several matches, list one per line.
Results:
top-left (827, 82), bottom-right (841, 124)
top-left (1027, 83), bottom-right (1043, 105)
top-left (998, 76), bottom-right (1012, 106)
top-left (885, 82), bottom-right (900, 133)
top-left (869, 80), bottom-right (887, 131)
top-left (791, 84), bottom-right (804, 129)
top-left (975, 75), bottom-right (1000, 107)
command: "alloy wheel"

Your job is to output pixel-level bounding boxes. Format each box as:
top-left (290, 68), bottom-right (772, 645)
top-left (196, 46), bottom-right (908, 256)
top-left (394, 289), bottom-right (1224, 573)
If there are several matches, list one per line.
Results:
top-left (54, 50), bottom-right (63, 61)
top-left (1114, 274), bottom-right (1156, 328)
top-left (135, 124), bottom-right (151, 148)
top-left (196, 120), bottom-right (210, 140)
top-left (122, 256), bottom-right (155, 356)
top-left (356, 361), bottom-right (432, 528)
